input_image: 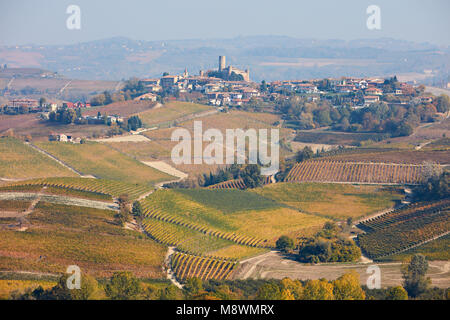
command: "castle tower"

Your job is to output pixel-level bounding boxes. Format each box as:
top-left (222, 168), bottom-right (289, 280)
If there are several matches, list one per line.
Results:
top-left (219, 56), bottom-right (226, 72)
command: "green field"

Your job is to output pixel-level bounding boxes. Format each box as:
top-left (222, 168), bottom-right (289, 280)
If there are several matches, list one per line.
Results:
top-left (251, 183), bottom-right (404, 220)
top-left (35, 141), bottom-right (174, 185)
top-left (0, 202), bottom-right (166, 278)
top-left (176, 189), bottom-right (280, 214)
top-left (0, 137), bottom-right (76, 179)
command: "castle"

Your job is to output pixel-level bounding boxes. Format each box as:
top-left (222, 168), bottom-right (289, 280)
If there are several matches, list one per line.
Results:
top-left (217, 56), bottom-right (250, 82)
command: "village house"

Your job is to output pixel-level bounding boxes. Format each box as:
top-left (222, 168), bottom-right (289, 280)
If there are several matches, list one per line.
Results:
top-left (364, 95), bottom-right (380, 106)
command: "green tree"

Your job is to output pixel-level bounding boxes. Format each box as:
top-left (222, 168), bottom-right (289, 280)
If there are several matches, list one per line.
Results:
top-left (295, 146), bottom-right (314, 163)
top-left (276, 236), bottom-right (294, 253)
top-left (385, 286), bottom-right (408, 300)
top-left (435, 94), bottom-right (450, 113)
top-left (127, 115), bottom-right (143, 131)
top-left (115, 207), bottom-right (130, 227)
top-left (132, 201), bottom-right (143, 217)
top-left (39, 97), bottom-right (46, 107)
top-left (105, 271), bottom-right (141, 300)
top-left (184, 277), bottom-right (203, 298)
top-left (256, 283), bottom-right (282, 300)
top-left (160, 285), bottom-right (183, 300)
top-left (241, 164), bottom-right (263, 189)
top-left (402, 254), bottom-right (430, 298)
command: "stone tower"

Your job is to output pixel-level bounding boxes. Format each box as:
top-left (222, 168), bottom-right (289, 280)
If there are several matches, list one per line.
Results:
top-left (219, 56), bottom-right (226, 72)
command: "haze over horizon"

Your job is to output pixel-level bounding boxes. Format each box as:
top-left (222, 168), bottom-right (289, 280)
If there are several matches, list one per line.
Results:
top-left (1, 0), bottom-right (449, 46)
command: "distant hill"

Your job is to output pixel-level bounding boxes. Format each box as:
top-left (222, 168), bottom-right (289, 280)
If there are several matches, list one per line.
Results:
top-left (0, 67), bottom-right (57, 79)
top-left (0, 36), bottom-right (448, 83)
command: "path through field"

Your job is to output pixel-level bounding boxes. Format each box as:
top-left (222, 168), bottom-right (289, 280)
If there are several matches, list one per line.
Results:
top-left (93, 134), bottom-right (151, 142)
top-left (25, 142), bottom-right (86, 177)
top-left (164, 247), bottom-right (183, 289)
top-left (0, 192), bottom-right (118, 212)
top-left (141, 161), bottom-right (188, 180)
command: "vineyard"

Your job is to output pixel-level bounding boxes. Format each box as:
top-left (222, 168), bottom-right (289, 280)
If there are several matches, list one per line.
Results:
top-left (170, 251), bottom-right (236, 281)
top-left (208, 179), bottom-right (247, 190)
top-left (141, 200), bottom-right (266, 247)
top-left (142, 218), bottom-right (267, 260)
top-left (2, 177), bottom-right (152, 201)
top-left (142, 218), bottom-right (234, 257)
top-left (207, 176), bottom-right (273, 190)
top-left (140, 189), bottom-right (323, 247)
top-left (357, 199), bottom-right (450, 259)
top-left (285, 160), bottom-right (425, 184)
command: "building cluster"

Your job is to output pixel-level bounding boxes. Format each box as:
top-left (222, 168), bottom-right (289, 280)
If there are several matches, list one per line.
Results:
top-left (133, 56), bottom-right (421, 109)
top-left (269, 77), bottom-right (416, 107)
top-left (1, 99), bottom-right (91, 115)
top-left (134, 56), bottom-right (257, 106)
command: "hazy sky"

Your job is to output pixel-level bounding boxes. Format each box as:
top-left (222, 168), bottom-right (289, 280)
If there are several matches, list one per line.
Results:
top-left (1, 0), bottom-right (449, 46)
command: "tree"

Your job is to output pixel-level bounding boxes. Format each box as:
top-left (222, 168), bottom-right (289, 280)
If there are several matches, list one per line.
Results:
top-left (280, 278), bottom-right (303, 300)
top-left (241, 164), bottom-right (263, 189)
top-left (346, 217), bottom-right (353, 226)
top-left (118, 194), bottom-right (130, 208)
top-left (256, 283), bottom-right (282, 300)
top-left (435, 94), bottom-right (450, 113)
top-left (276, 236), bottom-right (294, 253)
top-left (160, 285), bottom-right (183, 300)
top-left (105, 271), bottom-right (141, 300)
top-left (402, 254), bottom-right (430, 298)
top-left (332, 271), bottom-right (365, 300)
top-left (132, 201), bottom-right (143, 217)
top-left (295, 146), bottom-right (314, 163)
top-left (184, 277), bottom-right (203, 298)
top-left (39, 97), bottom-right (46, 107)
top-left (115, 207), bottom-right (130, 227)
top-left (303, 279), bottom-right (334, 300)
top-left (127, 115), bottom-right (143, 131)
top-left (385, 286), bottom-right (408, 300)
top-left (415, 171), bottom-right (449, 201)
top-left (90, 94), bottom-right (106, 106)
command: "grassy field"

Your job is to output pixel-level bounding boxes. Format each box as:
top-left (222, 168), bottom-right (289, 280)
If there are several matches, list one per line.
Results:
top-left (251, 183), bottom-right (404, 220)
top-left (0, 137), bottom-right (76, 179)
top-left (295, 130), bottom-right (388, 146)
top-left (0, 202), bottom-right (166, 278)
top-left (137, 101), bottom-right (213, 127)
top-left (176, 189), bottom-right (280, 214)
top-left (84, 100), bottom-right (156, 118)
top-left (35, 141), bottom-right (174, 185)
top-left (0, 279), bottom-right (56, 300)
top-left (141, 189), bottom-right (328, 245)
top-left (178, 110), bottom-right (291, 140)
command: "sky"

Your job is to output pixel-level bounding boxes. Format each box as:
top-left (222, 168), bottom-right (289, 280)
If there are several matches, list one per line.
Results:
top-left (0, 0), bottom-right (449, 46)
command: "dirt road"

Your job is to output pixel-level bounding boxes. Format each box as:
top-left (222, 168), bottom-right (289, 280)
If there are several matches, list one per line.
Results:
top-left (232, 251), bottom-right (450, 288)
top-left (0, 192), bottom-right (118, 211)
